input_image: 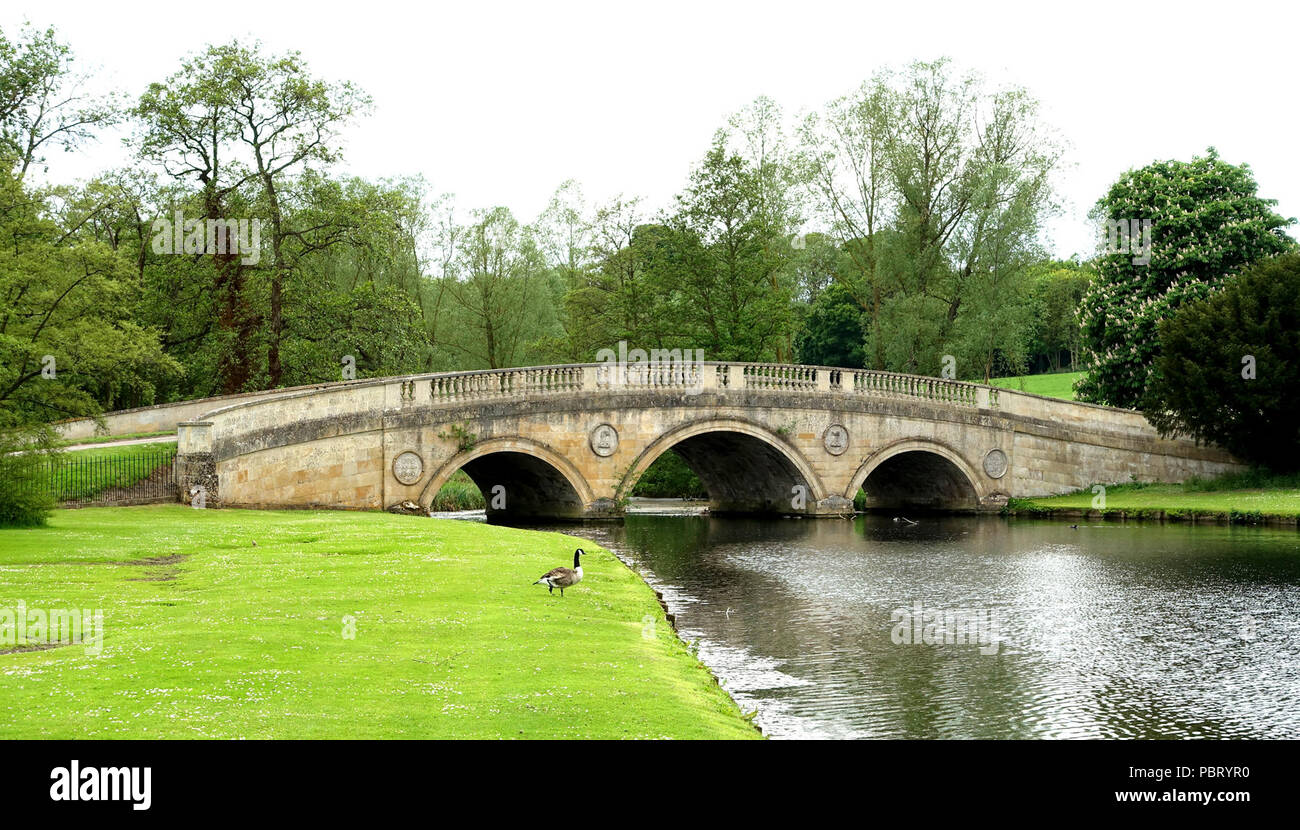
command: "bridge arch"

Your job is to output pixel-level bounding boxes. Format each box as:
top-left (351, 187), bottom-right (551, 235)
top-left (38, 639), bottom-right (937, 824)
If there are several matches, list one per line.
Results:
top-left (622, 418), bottom-right (827, 514)
top-left (418, 437), bottom-right (596, 521)
top-left (845, 437), bottom-right (987, 511)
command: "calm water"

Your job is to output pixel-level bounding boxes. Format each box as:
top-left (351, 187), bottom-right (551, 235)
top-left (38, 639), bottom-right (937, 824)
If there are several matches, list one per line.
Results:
top-left (541, 513), bottom-right (1300, 739)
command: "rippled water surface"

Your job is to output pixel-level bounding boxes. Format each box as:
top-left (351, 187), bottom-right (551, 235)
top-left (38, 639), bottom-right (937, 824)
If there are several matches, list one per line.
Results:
top-left (545, 514), bottom-right (1300, 739)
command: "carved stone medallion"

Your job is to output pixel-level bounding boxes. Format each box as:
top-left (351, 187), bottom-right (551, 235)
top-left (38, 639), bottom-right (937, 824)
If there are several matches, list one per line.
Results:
top-left (823, 424), bottom-right (849, 456)
top-left (392, 451), bottom-right (425, 485)
top-left (590, 424), bottom-right (619, 457)
top-left (983, 448), bottom-right (1008, 479)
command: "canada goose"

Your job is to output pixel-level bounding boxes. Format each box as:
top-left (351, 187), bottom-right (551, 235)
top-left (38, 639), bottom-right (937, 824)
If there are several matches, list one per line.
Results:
top-left (534, 548), bottom-right (586, 597)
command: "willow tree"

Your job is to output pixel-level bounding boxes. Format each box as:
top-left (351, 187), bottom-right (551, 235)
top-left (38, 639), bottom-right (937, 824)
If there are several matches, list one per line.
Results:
top-left (431, 207), bottom-right (562, 369)
top-left (800, 59), bottom-right (1060, 377)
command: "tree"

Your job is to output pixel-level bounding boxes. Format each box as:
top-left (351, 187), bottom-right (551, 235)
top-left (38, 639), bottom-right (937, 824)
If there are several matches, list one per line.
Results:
top-left (1145, 252), bottom-right (1300, 470)
top-left (948, 256), bottom-right (1035, 383)
top-left (1076, 149), bottom-right (1295, 408)
top-left (218, 42), bottom-right (369, 386)
top-left (134, 49), bottom-right (261, 393)
top-left (670, 134), bottom-right (796, 361)
top-left (0, 160), bottom-right (179, 428)
top-left (0, 142), bottom-right (176, 528)
top-left (1025, 260), bottom-right (1093, 372)
top-left (727, 96), bottom-right (805, 361)
top-left (0, 25), bottom-right (118, 179)
top-left (278, 173), bottom-right (431, 383)
top-left (557, 196), bottom-right (649, 360)
top-left (432, 207), bottom-right (561, 369)
top-left (133, 40), bottom-right (368, 391)
top-left (794, 282), bottom-right (866, 368)
top-left (801, 60), bottom-right (1060, 377)
top-left (531, 180), bottom-right (597, 361)
top-left (798, 73), bottom-right (893, 365)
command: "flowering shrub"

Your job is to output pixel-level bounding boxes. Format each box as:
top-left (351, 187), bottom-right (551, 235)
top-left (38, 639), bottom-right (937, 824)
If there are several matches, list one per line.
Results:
top-left (1075, 149), bottom-right (1294, 408)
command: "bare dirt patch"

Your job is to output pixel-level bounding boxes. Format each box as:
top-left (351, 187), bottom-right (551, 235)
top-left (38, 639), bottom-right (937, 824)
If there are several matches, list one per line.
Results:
top-left (120, 553), bottom-right (189, 581)
top-left (0, 642), bottom-right (69, 656)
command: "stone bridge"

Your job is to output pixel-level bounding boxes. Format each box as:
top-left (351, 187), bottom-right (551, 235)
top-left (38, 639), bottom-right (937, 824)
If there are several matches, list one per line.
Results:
top-left (169, 362), bottom-right (1242, 521)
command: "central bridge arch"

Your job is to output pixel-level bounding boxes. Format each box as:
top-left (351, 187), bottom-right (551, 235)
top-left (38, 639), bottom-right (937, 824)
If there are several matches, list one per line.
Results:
top-left (623, 418), bottom-right (827, 515)
top-left (419, 437), bottom-right (596, 521)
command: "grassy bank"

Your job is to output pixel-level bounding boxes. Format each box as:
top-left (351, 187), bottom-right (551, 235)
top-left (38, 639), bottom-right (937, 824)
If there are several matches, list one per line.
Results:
top-left (1007, 471), bottom-right (1300, 523)
top-left (430, 469), bottom-right (486, 511)
top-left (0, 505), bottom-right (758, 739)
top-left (989, 370), bottom-right (1083, 400)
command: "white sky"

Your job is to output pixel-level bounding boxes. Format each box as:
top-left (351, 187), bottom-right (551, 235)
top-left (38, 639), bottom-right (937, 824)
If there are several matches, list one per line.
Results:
top-left (5, 0), bottom-right (1298, 259)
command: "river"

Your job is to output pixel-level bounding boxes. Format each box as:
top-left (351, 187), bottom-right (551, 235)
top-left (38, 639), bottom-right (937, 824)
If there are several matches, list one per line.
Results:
top-left (528, 511), bottom-right (1300, 739)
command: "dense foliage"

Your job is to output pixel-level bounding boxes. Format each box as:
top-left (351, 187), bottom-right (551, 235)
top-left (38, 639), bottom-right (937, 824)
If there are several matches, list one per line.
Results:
top-left (1025, 260), bottom-right (1092, 373)
top-left (794, 283), bottom-right (866, 368)
top-left (1075, 150), bottom-right (1294, 408)
top-left (0, 427), bottom-right (56, 526)
top-left (1146, 252), bottom-right (1300, 470)
top-left (630, 451), bottom-right (708, 499)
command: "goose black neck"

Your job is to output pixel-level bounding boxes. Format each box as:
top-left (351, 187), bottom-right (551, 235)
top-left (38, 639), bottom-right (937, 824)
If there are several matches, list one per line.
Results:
top-left (573, 549), bottom-right (583, 568)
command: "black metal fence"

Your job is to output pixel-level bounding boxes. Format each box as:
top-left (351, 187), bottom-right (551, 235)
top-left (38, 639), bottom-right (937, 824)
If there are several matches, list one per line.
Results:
top-left (37, 446), bottom-right (179, 506)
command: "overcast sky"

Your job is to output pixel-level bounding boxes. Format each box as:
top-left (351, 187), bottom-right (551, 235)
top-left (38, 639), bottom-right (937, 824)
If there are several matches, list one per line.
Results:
top-left (5, 0), bottom-right (1298, 259)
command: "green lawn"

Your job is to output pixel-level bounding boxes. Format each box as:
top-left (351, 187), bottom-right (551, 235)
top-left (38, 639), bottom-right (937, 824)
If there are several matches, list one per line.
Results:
top-left (989, 371), bottom-right (1083, 400)
top-left (1009, 480), bottom-right (1300, 520)
top-left (0, 505), bottom-right (758, 739)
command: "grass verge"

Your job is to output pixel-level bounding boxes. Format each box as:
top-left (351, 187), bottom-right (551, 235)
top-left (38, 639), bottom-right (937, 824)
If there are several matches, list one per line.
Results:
top-left (988, 371), bottom-right (1083, 400)
top-left (1005, 472), bottom-right (1300, 523)
top-left (0, 505), bottom-right (759, 739)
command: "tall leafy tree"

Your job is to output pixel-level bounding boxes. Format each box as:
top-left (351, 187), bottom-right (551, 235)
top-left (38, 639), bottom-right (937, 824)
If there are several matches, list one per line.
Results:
top-left (798, 73), bottom-right (894, 366)
top-left (1146, 252), bottom-right (1300, 469)
top-left (670, 134), bottom-right (796, 361)
top-left (218, 42), bottom-right (369, 385)
top-left (801, 60), bottom-right (1060, 377)
top-left (432, 207), bottom-right (561, 369)
top-left (0, 27), bottom-right (176, 429)
top-left (1076, 149), bottom-right (1295, 408)
top-left (0, 25), bottom-right (118, 179)
top-left (134, 49), bottom-right (261, 393)
top-left (133, 40), bottom-right (368, 391)
top-left (728, 97), bottom-right (805, 361)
